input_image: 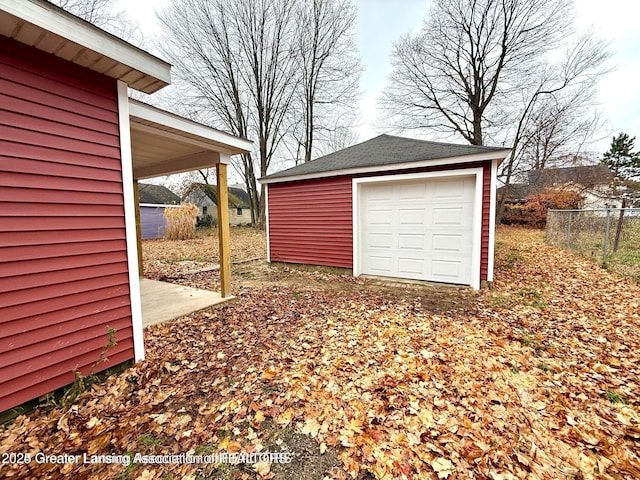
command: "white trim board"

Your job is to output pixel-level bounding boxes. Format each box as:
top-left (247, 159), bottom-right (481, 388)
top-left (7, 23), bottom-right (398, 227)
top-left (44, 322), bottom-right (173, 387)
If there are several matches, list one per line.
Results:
top-left (129, 100), bottom-right (253, 155)
top-left (487, 159), bottom-right (499, 282)
top-left (139, 203), bottom-right (180, 208)
top-left (117, 81), bottom-right (145, 362)
top-left (352, 168), bottom-right (484, 290)
top-left (265, 185), bottom-right (271, 263)
top-left (260, 150), bottom-right (510, 185)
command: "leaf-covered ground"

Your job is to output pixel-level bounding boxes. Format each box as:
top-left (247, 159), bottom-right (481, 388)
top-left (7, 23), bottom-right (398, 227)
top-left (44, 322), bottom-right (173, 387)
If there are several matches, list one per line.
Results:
top-left (142, 226), bottom-right (266, 280)
top-left (1, 227), bottom-right (639, 479)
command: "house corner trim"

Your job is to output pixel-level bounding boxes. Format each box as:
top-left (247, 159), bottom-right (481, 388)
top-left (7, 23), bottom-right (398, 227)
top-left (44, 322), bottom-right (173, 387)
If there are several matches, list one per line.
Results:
top-left (117, 81), bottom-right (145, 361)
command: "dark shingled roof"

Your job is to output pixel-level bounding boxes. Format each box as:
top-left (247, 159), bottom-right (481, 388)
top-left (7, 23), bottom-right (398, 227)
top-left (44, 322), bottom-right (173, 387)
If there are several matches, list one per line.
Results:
top-left (261, 134), bottom-right (509, 181)
top-left (138, 183), bottom-right (180, 205)
top-left (187, 183), bottom-right (251, 208)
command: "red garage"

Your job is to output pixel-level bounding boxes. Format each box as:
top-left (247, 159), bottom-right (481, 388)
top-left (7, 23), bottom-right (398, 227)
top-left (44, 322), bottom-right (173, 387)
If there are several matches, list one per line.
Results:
top-left (261, 135), bottom-right (510, 289)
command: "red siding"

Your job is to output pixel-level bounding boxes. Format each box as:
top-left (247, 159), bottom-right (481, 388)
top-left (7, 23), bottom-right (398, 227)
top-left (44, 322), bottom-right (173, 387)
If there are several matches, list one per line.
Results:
top-left (0, 38), bottom-right (134, 412)
top-left (481, 164), bottom-right (491, 281)
top-left (268, 177), bottom-right (353, 268)
top-left (267, 161), bottom-right (494, 283)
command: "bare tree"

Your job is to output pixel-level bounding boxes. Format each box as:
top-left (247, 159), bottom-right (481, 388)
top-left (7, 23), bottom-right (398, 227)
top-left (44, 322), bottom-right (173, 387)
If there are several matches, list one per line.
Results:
top-left (158, 0), bottom-right (300, 228)
top-left (381, 0), bottom-right (609, 222)
top-left (496, 31), bottom-right (609, 221)
top-left (291, 0), bottom-right (362, 164)
top-left (382, 0), bottom-right (578, 145)
top-left (50, 0), bottom-right (142, 42)
top-left (158, 0), bottom-right (361, 225)
top-left (515, 87), bottom-right (603, 173)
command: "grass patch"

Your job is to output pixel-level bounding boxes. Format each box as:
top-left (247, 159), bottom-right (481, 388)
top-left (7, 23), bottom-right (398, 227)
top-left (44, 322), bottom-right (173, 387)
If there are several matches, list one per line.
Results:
top-left (487, 288), bottom-right (547, 309)
top-left (139, 434), bottom-right (162, 447)
top-left (518, 287), bottom-right (548, 309)
top-left (606, 389), bottom-right (625, 404)
top-left (537, 362), bottom-right (551, 373)
top-left (114, 453), bottom-right (136, 480)
top-left (194, 443), bottom-right (216, 455)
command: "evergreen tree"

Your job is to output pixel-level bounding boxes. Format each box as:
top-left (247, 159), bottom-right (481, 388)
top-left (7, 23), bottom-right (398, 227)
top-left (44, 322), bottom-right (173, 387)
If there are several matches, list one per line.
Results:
top-left (601, 132), bottom-right (640, 180)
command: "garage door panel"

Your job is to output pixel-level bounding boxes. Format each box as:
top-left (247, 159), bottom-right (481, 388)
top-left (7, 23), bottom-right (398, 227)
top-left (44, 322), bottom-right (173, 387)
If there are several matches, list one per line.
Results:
top-left (367, 232), bottom-right (393, 249)
top-left (398, 183), bottom-right (427, 200)
top-left (433, 178), bottom-right (472, 200)
top-left (398, 208), bottom-right (425, 225)
top-left (365, 184), bottom-right (393, 201)
top-left (366, 255), bottom-right (393, 273)
top-left (432, 234), bottom-right (463, 252)
top-left (366, 208), bottom-right (393, 225)
top-left (359, 175), bottom-right (475, 286)
top-left (398, 257), bottom-right (424, 275)
top-left (432, 207), bottom-right (466, 225)
top-left (431, 259), bottom-right (462, 279)
top-left (398, 233), bottom-right (424, 250)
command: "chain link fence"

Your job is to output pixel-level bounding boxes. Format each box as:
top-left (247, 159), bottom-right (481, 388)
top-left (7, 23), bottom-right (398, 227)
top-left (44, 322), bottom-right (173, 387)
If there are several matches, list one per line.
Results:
top-left (546, 208), bottom-right (640, 282)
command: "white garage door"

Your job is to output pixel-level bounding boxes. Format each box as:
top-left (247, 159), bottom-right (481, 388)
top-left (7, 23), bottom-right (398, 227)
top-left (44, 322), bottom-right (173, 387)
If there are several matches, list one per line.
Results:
top-left (359, 175), bottom-right (476, 285)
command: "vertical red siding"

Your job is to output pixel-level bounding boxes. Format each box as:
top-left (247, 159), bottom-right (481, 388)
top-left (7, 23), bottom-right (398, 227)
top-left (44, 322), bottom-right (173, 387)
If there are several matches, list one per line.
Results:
top-left (268, 177), bottom-right (353, 268)
top-left (266, 160), bottom-right (494, 283)
top-left (0, 38), bottom-right (134, 412)
top-left (480, 163), bottom-right (491, 282)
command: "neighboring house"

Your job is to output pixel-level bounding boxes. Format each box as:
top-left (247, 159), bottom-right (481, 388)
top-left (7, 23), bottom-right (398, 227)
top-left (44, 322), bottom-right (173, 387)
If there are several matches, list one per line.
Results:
top-left (184, 183), bottom-right (252, 225)
top-left (260, 134), bottom-right (511, 290)
top-left (0, 1), bottom-right (252, 413)
top-left (138, 183), bottom-right (180, 239)
top-left (499, 165), bottom-right (619, 209)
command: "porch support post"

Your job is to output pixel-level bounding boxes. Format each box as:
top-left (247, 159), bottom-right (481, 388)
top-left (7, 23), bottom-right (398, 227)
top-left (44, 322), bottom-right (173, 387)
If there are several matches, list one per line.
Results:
top-left (133, 180), bottom-right (143, 276)
top-left (216, 161), bottom-right (232, 297)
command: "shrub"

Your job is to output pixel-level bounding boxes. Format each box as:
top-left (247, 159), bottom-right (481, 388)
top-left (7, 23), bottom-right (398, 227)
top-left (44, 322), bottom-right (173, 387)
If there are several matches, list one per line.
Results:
top-left (196, 214), bottom-right (214, 228)
top-left (503, 187), bottom-right (583, 228)
top-left (164, 203), bottom-right (199, 240)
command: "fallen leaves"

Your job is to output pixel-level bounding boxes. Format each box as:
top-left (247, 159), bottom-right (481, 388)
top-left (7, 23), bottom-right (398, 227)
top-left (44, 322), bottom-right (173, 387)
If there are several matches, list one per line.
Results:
top-left (1, 227), bottom-right (640, 479)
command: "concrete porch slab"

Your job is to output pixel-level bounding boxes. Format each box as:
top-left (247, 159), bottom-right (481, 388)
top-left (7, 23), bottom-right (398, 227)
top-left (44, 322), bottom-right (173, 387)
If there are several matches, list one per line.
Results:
top-left (140, 278), bottom-right (234, 328)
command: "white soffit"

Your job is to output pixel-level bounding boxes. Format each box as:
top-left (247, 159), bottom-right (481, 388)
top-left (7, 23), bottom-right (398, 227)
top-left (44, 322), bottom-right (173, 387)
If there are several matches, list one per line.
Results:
top-left (0, 0), bottom-right (171, 93)
top-left (129, 100), bottom-right (253, 180)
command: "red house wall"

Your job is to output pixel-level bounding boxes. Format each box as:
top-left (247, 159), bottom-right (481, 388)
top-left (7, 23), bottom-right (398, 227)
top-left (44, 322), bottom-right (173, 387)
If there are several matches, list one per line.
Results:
top-left (0, 38), bottom-right (134, 412)
top-left (266, 161), bottom-right (493, 282)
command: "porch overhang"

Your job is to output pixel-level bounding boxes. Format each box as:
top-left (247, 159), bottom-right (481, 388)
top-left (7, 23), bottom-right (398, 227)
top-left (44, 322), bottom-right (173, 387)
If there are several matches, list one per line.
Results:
top-left (129, 99), bottom-right (253, 179)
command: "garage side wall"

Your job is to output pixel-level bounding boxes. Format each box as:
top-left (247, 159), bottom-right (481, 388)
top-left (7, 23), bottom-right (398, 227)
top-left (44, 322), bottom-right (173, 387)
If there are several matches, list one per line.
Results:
top-left (0, 38), bottom-right (135, 412)
top-left (267, 176), bottom-right (353, 268)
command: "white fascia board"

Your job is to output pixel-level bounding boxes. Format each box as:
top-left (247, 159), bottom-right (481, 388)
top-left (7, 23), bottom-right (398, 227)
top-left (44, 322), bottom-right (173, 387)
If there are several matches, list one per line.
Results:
top-left (259, 149), bottom-right (511, 185)
top-left (487, 159), bottom-right (499, 282)
top-left (117, 81), bottom-right (145, 362)
top-left (0, 0), bottom-right (171, 88)
top-left (352, 168), bottom-right (484, 290)
top-left (129, 100), bottom-right (253, 155)
top-left (139, 203), bottom-right (180, 208)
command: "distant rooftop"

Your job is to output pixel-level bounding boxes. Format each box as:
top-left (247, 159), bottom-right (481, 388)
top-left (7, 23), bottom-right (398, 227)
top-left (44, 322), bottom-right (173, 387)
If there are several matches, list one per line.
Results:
top-left (138, 183), bottom-right (180, 205)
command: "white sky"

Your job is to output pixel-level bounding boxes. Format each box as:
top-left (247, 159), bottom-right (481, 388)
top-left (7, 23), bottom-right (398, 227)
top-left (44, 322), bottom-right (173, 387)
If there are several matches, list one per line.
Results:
top-left (119, 0), bottom-right (640, 157)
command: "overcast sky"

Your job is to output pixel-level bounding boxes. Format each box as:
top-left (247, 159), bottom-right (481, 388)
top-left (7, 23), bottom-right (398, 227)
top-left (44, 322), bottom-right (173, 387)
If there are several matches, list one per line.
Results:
top-left (119, 0), bottom-right (640, 157)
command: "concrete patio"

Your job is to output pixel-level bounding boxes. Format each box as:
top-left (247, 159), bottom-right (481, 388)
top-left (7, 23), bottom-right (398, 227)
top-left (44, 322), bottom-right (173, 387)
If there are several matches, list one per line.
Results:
top-left (140, 278), bottom-right (234, 328)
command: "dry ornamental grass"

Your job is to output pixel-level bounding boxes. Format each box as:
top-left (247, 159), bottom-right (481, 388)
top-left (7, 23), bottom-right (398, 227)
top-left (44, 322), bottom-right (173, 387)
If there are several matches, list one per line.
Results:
top-left (163, 203), bottom-right (199, 240)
